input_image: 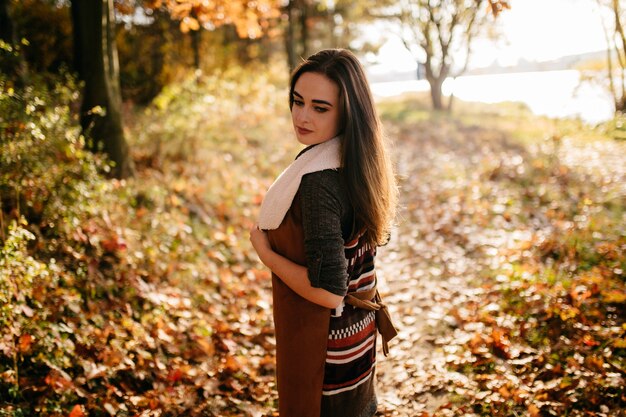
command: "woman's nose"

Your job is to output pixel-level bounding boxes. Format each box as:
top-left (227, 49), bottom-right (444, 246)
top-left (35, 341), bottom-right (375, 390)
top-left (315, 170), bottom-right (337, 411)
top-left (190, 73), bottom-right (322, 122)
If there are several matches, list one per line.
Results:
top-left (295, 106), bottom-right (310, 123)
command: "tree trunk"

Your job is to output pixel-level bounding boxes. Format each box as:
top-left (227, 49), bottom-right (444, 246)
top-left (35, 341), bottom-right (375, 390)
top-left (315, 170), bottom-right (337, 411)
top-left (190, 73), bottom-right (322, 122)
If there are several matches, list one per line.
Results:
top-left (424, 55), bottom-right (446, 110)
top-left (285, 1), bottom-right (298, 73)
top-left (191, 28), bottom-right (201, 70)
top-left (71, 0), bottom-right (132, 178)
top-left (190, 9), bottom-right (201, 70)
top-left (611, 0), bottom-right (626, 113)
top-left (328, 8), bottom-right (337, 46)
top-left (299, 0), bottom-right (309, 59)
top-left (0, 0), bottom-right (28, 85)
top-left (0, 0), bottom-right (13, 44)
top-left (447, 75), bottom-right (461, 113)
top-left (428, 76), bottom-right (445, 110)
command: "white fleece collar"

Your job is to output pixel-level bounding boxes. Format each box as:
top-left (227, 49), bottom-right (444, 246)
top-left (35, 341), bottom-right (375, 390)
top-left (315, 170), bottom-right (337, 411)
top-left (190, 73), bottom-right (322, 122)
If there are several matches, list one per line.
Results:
top-left (258, 136), bottom-right (342, 230)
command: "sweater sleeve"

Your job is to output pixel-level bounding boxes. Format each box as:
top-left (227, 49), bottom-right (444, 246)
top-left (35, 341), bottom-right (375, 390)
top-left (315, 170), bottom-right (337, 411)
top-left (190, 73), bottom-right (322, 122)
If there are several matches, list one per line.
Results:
top-left (299, 169), bottom-right (349, 297)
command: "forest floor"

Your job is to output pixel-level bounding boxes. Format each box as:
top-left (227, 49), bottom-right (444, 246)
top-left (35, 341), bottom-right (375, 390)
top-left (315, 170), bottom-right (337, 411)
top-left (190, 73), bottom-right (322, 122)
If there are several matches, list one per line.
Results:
top-left (373, 97), bottom-right (626, 416)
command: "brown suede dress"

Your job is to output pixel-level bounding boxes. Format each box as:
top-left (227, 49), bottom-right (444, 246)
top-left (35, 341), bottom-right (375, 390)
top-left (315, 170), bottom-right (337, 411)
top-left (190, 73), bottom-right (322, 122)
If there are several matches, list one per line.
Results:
top-left (267, 192), bottom-right (330, 417)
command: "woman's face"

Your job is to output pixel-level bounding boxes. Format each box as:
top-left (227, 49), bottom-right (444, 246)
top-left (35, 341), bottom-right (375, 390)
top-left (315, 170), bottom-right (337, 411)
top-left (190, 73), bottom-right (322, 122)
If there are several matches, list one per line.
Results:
top-left (291, 72), bottom-right (342, 146)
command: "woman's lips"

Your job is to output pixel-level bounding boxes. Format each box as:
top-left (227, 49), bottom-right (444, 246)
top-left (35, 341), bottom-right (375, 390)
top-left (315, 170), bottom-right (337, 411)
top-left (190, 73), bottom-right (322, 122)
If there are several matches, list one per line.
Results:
top-left (297, 126), bottom-right (313, 135)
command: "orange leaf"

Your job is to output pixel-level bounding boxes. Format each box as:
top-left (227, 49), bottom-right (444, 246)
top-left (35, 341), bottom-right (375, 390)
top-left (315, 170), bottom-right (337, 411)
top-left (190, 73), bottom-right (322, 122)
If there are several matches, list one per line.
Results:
top-left (468, 332), bottom-right (485, 352)
top-left (167, 368), bottom-right (184, 383)
top-left (584, 355), bottom-right (605, 372)
top-left (512, 388), bottom-right (528, 404)
top-left (613, 338), bottom-right (626, 348)
top-left (528, 404), bottom-right (541, 417)
top-left (224, 355), bottom-right (241, 373)
top-left (68, 405), bottom-right (85, 417)
top-left (136, 207), bottom-right (148, 218)
top-left (196, 337), bottom-right (215, 356)
top-left (498, 385), bottom-right (511, 399)
top-left (602, 289), bottom-right (626, 304)
top-left (19, 334), bottom-right (33, 353)
top-left (491, 327), bottom-right (511, 359)
top-left (582, 334), bottom-right (600, 347)
top-left (101, 234), bottom-right (127, 252)
top-left (45, 370), bottom-right (73, 390)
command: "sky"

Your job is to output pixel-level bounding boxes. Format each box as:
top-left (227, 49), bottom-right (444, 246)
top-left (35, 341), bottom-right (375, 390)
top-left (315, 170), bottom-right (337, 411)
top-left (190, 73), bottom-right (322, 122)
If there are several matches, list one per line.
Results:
top-left (477, 0), bottom-right (607, 66)
top-left (371, 0), bottom-right (609, 71)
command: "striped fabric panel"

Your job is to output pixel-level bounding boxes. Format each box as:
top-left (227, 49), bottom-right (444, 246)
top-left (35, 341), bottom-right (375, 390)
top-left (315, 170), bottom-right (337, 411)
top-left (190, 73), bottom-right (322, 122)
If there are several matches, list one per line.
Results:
top-left (322, 233), bottom-right (379, 396)
top-left (328, 312), bottom-right (375, 345)
top-left (322, 362), bottom-right (376, 396)
top-left (348, 268), bottom-right (376, 292)
top-left (322, 315), bottom-right (376, 395)
top-left (327, 332), bottom-right (376, 364)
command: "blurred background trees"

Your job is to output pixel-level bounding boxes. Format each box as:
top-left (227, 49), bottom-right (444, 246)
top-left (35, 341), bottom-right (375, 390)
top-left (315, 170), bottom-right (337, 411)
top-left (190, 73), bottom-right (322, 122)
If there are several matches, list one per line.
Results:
top-left (368, 0), bottom-right (509, 110)
top-left (2, 0), bottom-right (511, 105)
top-left (2, 0), bottom-right (387, 174)
top-left (11, 0), bottom-right (626, 168)
top-left (595, 0), bottom-right (626, 112)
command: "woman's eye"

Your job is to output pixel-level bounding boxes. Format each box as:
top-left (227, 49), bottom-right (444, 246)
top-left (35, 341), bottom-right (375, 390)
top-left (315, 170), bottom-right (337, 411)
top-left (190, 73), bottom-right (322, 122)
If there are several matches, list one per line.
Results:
top-left (293, 99), bottom-right (304, 106)
top-left (315, 107), bottom-right (328, 113)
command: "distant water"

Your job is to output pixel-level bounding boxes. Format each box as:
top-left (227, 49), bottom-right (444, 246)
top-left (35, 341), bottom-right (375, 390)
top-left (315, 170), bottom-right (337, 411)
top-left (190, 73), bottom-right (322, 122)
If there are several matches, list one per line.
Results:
top-left (370, 70), bottom-right (614, 125)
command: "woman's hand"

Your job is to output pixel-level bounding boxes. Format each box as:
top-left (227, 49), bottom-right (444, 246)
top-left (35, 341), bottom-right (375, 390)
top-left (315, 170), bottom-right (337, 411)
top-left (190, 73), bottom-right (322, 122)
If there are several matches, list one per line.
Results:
top-left (248, 224), bottom-right (343, 309)
top-left (250, 225), bottom-right (272, 263)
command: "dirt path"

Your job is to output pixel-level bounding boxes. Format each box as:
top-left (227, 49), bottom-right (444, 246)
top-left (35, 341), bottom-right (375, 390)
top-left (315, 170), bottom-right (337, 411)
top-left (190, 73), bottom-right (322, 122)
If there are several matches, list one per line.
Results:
top-left (374, 120), bottom-right (506, 415)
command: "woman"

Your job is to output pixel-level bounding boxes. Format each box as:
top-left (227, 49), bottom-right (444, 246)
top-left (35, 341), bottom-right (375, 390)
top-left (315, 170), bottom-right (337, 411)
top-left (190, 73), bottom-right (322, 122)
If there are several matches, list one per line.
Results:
top-left (250, 49), bottom-right (397, 417)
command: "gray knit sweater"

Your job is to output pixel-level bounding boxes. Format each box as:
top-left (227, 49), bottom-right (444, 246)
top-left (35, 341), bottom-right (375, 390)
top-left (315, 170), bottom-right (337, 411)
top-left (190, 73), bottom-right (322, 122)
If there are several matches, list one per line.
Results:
top-left (299, 169), bottom-right (354, 297)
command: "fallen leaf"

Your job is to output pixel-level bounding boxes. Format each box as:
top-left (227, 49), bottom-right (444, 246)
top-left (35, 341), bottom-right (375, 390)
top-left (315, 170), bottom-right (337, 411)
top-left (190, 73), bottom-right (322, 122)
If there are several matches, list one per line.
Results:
top-left (68, 405), bottom-right (84, 417)
top-left (491, 327), bottom-right (511, 359)
top-left (18, 334), bottom-right (33, 353)
top-left (528, 404), bottom-right (541, 417)
top-left (602, 290), bottom-right (626, 304)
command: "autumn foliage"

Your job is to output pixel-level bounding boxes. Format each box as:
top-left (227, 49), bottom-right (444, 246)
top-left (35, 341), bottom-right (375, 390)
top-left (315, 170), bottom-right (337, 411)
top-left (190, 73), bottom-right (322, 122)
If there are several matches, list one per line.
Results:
top-left (125, 0), bottom-right (281, 38)
top-left (1, 56), bottom-right (625, 417)
top-left (0, 66), bottom-right (293, 415)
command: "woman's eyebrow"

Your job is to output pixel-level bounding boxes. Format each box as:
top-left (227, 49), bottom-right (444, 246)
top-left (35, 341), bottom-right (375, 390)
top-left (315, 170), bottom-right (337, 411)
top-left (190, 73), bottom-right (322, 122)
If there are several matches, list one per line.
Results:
top-left (293, 90), bottom-right (333, 107)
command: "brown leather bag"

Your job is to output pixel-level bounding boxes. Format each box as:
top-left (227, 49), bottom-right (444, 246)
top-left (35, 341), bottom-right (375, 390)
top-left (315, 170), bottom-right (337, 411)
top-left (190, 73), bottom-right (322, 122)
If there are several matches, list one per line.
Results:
top-left (345, 288), bottom-right (398, 356)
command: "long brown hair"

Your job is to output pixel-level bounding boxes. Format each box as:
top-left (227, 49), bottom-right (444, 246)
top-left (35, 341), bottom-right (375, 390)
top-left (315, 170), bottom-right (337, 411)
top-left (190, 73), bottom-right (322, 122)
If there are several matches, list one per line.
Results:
top-left (289, 49), bottom-right (397, 246)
